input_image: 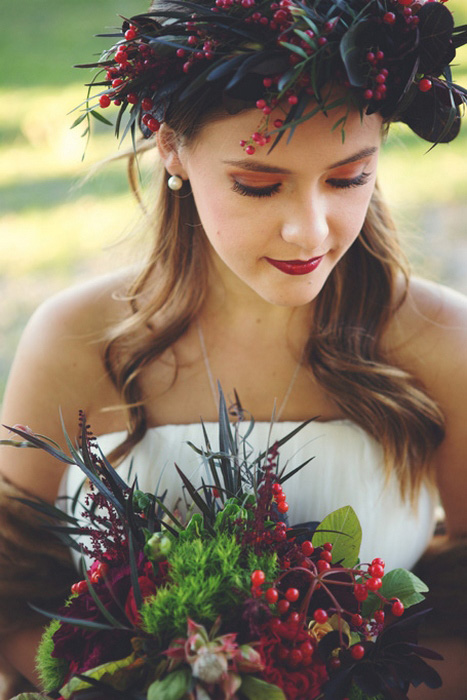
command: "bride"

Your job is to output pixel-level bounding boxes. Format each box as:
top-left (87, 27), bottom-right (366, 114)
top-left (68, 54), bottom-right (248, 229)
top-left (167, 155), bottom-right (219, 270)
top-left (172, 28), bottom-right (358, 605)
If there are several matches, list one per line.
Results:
top-left (0, 0), bottom-right (466, 697)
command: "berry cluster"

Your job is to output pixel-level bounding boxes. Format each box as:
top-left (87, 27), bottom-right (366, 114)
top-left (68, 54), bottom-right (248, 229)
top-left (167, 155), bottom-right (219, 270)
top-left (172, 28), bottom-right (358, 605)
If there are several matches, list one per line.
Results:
top-left (246, 479), bottom-right (408, 678)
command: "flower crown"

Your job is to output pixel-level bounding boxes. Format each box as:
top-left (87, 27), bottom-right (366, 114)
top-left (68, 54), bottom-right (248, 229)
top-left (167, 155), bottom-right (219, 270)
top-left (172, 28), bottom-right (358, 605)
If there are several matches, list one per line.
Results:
top-left (76, 0), bottom-right (467, 154)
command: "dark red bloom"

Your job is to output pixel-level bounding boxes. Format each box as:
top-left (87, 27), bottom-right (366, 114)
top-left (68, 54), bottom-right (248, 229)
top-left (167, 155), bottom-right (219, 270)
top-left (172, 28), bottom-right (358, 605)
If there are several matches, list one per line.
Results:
top-left (257, 621), bottom-right (329, 700)
top-left (125, 574), bottom-right (158, 625)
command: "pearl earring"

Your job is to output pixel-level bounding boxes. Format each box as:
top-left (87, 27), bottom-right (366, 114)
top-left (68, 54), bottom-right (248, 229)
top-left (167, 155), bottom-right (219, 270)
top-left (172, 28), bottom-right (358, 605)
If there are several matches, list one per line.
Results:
top-left (168, 175), bottom-right (183, 191)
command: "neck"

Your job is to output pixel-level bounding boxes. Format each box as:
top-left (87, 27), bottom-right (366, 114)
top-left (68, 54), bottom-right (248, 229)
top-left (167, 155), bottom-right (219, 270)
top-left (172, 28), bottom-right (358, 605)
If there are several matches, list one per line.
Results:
top-left (204, 259), bottom-right (313, 336)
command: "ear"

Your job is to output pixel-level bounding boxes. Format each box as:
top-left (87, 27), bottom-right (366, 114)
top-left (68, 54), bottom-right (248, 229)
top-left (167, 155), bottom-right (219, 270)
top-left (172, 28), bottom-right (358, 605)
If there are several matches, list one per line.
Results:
top-left (156, 124), bottom-right (188, 180)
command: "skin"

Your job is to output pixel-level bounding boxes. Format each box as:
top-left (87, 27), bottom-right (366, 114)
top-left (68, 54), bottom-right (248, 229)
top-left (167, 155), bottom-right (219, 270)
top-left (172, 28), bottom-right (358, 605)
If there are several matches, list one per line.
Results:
top-left (0, 104), bottom-right (466, 697)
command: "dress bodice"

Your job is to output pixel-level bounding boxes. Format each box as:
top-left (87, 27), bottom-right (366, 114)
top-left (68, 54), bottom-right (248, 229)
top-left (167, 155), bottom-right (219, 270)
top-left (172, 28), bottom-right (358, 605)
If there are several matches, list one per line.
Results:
top-left (62, 419), bottom-right (436, 572)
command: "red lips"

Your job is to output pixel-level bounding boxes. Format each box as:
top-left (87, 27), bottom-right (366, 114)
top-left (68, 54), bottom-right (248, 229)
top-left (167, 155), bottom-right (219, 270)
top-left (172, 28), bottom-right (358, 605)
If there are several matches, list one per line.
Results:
top-left (264, 256), bottom-right (324, 275)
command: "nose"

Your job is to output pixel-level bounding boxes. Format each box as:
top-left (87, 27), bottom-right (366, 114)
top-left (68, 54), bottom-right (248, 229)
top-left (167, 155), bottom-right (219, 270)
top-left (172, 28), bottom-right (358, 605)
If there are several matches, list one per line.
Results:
top-left (280, 188), bottom-right (329, 251)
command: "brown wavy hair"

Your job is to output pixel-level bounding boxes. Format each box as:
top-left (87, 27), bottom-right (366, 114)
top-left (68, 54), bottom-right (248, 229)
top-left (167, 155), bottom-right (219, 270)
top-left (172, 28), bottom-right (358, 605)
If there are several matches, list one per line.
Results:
top-left (103, 18), bottom-right (445, 500)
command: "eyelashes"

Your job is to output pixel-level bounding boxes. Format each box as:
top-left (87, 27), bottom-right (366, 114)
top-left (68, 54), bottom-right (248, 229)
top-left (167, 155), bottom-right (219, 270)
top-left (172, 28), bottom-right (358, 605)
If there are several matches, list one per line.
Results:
top-left (231, 181), bottom-right (282, 198)
top-left (326, 172), bottom-right (371, 189)
top-left (231, 171), bottom-right (372, 198)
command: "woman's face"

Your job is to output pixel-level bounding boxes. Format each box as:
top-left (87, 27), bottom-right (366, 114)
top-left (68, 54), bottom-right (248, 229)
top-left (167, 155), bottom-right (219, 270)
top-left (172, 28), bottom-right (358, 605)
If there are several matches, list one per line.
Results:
top-left (172, 104), bottom-right (383, 308)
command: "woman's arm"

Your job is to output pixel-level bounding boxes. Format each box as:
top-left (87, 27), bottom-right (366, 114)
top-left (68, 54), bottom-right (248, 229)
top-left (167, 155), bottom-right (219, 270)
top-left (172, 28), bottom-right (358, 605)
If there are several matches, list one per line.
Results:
top-left (0, 275), bottom-right (127, 681)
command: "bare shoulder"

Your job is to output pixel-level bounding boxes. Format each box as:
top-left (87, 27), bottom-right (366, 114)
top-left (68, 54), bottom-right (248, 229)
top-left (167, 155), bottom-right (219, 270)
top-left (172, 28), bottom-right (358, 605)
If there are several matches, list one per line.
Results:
top-left (387, 276), bottom-right (467, 382)
top-left (386, 276), bottom-right (467, 400)
top-left (0, 270), bottom-right (133, 499)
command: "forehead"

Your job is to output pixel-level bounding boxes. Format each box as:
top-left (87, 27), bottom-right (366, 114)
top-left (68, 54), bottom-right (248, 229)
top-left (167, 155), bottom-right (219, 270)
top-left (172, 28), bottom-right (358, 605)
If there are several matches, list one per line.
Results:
top-left (188, 104), bottom-right (383, 170)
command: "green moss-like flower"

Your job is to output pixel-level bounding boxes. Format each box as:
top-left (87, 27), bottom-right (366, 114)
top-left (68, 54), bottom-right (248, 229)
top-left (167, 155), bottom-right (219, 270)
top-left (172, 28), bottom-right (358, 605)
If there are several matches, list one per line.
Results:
top-left (35, 619), bottom-right (68, 692)
top-left (141, 531), bottom-right (277, 642)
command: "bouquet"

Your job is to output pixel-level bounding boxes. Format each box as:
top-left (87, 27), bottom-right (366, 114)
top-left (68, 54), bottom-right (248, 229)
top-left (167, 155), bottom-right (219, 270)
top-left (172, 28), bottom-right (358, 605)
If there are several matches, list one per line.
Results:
top-left (6, 396), bottom-right (442, 700)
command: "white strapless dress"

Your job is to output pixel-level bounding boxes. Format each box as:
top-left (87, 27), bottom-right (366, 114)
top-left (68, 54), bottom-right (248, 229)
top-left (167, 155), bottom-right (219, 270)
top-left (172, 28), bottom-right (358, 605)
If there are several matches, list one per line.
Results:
top-left (62, 419), bottom-right (436, 573)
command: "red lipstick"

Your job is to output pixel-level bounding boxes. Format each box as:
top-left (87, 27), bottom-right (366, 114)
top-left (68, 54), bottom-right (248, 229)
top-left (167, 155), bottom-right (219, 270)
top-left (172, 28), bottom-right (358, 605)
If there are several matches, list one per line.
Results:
top-left (265, 255), bottom-right (324, 275)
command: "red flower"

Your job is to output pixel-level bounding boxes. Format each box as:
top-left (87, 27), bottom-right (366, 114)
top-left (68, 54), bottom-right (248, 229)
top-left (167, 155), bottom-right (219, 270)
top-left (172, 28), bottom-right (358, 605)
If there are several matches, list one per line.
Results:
top-left (257, 620), bottom-right (329, 700)
top-left (125, 574), bottom-right (158, 625)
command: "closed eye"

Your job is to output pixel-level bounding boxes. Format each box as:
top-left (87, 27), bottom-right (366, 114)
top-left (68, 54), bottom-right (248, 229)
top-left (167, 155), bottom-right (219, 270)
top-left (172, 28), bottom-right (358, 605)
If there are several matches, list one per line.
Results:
top-left (232, 180), bottom-right (282, 198)
top-left (327, 172), bottom-right (371, 189)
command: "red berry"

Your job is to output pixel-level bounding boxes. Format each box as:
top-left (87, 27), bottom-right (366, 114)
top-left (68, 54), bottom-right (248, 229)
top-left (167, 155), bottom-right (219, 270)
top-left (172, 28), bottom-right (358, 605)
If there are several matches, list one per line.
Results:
top-left (363, 89), bottom-right (374, 101)
top-left (272, 483), bottom-right (283, 494)
top-left (366, 577), bottom-right (382, 592)
top-left (287, 611), bottom-right (300, 624)
top-left (285, 587), bottom-right (300, 602)
top-left (251, 585), bottom-right (263, 598)
top-left (256, 99), bottom-right (267, 109)
top-left (275, 491), bottom-right (287, 503)
top-left (141, 97), bottom-right (153, 111)
top-left (329, 657), bottom-right (341, 671)
top-left (176, 48), bottom-right (186, 58)
top-left (383, 12), bottom-right (396, 24)
top-left (317, 37), bottom-right (327, 46)
top-left (263, 77), bottom-right (273, 87)
top-left (99, 94), bottom-right (111, 108)
top-left (351, 613), bottom-right (363, 627)
top-left (376, 50), bottom-right (385, 61)
top-left (354, 584), bottom-right (368, 602)
top-left (351, 644), bottom-right (365, 660)
top-left (245, 145), bottom-right (256, 155)
top-left (300, 640), bottom-right (314, 657)
top-left (419, 78), bottom-right (433, 93)
top-left (320, 550), bottom-right (332, 563)
top-left (147, 118), bottom-right (160, 132)
top-left (369, 563), bottom-right (385, 578)
top-left (125, 28), bottom-right (137, 40)
top-left (372, 558), bottom-right (385, 568)
top-left (112, 78), bottom-right (124, 87)
top-left (317, 559), bottom-right (331, 573)
top-left (273, 119), bottom-right (283, 128)
top-left (265, 587), bottom-right (279, 604)
top-left (251, 569), bottom-right (266, 586)
top-left (127, 93), bottom-right (138, 105)
top-left (374, 610), bottom-right (385, 624)
top-left (366, 51), bottom-right (375, 63)
top-left (287, 95), bottom-right (298, 105)
top-left (278, 599), bottom-right (290, 615)
top-left (313, 608), bottom-right (328, 624)
top-left (288, 648), bottom-right (303, 666)
top-left (398, 0), bottom-right (412, 5)
top-left (323, 542), bottom-right (333, 551)
top-left (277, 501), bottom-right (289, 513)
top-left (301, 541), bottom-right (314, 557)
top-left (187, 35), bottom-right (198, 46)
top-left (391, 599), bottom-right (405, 616)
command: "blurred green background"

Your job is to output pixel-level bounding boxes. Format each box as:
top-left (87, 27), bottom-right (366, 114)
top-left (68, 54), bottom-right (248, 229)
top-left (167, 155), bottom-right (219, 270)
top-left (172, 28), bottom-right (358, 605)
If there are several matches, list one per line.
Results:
top-left (1, 0), bottom-right (466, 398)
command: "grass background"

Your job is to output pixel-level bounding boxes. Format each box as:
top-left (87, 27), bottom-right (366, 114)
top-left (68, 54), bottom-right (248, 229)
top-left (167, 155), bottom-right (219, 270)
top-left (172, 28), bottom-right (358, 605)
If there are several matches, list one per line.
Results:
top-left (1, 0), bottom-right (466, 398)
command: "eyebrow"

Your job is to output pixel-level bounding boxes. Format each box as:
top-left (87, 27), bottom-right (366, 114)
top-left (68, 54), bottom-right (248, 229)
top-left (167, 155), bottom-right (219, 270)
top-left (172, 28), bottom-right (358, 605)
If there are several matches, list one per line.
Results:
top-left (222, 147), bottom-right (378, 174)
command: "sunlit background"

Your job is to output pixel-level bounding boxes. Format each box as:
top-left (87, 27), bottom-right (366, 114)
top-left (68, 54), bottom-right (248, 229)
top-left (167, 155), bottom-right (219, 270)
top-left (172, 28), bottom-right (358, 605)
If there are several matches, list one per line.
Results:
top-left (1, 0), bottom-right (466, 398)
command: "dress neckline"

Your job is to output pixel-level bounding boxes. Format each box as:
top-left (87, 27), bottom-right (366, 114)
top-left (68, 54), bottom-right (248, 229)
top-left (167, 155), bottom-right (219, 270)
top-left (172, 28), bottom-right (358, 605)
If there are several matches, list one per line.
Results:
top-left (94, 417), bottom-right (357, 442)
